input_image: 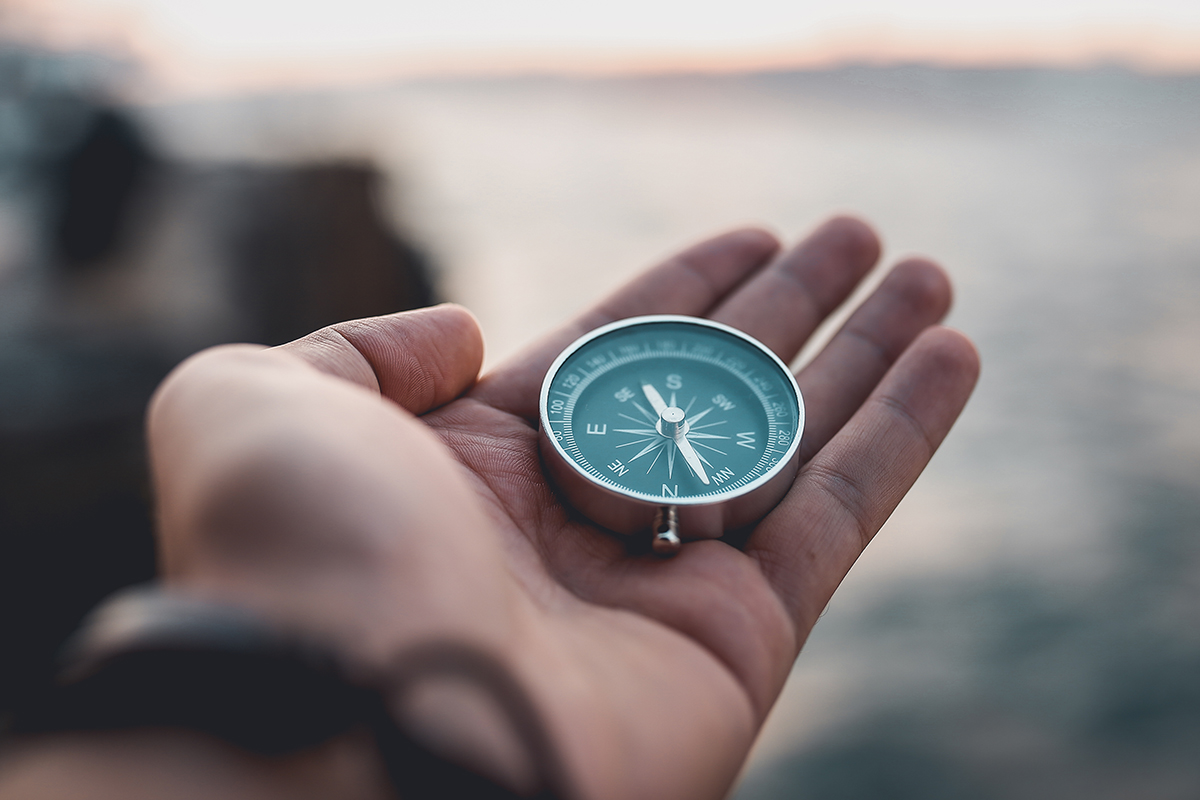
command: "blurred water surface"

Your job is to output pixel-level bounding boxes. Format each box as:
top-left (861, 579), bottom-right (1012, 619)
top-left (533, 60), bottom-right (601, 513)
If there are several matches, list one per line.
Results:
top-left (139, 66), bottom-right (1200, 798)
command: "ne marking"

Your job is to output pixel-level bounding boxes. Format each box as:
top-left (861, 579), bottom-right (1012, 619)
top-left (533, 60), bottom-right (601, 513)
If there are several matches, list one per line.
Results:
top-left (607, 459), bottom-right (630, 477)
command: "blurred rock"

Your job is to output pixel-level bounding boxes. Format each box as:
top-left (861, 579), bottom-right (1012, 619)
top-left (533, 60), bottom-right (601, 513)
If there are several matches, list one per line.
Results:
top-left (49, 108), bottom-right (155, 266)
top-left (213, 163), bottom-right (435, 346)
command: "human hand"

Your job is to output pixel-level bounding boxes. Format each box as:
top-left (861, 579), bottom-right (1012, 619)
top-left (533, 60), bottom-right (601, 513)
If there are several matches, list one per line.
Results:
top-left (146, 217), bottom-right (979, 800)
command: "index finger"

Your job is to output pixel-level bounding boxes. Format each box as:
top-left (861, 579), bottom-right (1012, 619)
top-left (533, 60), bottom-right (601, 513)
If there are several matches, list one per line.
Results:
top-left (470, 227), bottom-right (780, 420)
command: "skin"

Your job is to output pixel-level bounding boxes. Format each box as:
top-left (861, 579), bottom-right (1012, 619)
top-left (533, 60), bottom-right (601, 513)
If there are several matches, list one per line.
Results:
top-left (0, 217), bottom-right (979, 800)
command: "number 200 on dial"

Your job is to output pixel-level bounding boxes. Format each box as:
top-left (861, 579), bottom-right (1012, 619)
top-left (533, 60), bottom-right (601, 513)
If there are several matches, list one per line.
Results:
top-left (538, 315), bottom-right (804, 545)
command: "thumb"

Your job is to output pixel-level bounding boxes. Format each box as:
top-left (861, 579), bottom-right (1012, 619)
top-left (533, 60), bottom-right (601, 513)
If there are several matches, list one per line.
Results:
top-left (276, 303), bottom-right (485, 415)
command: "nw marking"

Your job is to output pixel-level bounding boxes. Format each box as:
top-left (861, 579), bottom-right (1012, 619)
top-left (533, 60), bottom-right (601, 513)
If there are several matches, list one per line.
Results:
top-left (710, 467), bottom-right (736, 484)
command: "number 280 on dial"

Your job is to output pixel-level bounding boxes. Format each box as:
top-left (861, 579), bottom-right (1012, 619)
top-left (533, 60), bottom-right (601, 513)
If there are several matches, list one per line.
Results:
top-left (538, 315), bottom-right (804, 552)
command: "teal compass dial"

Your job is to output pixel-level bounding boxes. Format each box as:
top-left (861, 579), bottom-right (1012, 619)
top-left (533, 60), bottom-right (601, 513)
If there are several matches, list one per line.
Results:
top-left (538, 315), bottom-right (803, 552)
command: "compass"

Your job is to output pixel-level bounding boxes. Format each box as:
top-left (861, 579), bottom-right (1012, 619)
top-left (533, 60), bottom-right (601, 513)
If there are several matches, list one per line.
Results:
top-left (538, 315), bottom-right (804, 555)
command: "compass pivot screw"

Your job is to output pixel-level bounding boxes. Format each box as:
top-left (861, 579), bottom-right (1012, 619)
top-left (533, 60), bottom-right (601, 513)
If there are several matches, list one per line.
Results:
top-left (657, 406), bottom-right (687, 438)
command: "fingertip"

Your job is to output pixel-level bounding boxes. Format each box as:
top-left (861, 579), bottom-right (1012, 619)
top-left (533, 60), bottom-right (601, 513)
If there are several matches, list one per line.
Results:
top-left (365, 303), bottom-right (486, 411)
top-left (723, 225), bottom-right (783, 258)
top-left (908, 325), bottom-right (982, 393)
top-left (884, 257), bottom-right (954, 321)
top-left (425, 302), bottom-right (485, 372)
top-left (680, 226), bottom-right (782, 277)
top-left (816, 215), bottom-right (882, 271)
top-left (275, 304), bottom-right (488, 414)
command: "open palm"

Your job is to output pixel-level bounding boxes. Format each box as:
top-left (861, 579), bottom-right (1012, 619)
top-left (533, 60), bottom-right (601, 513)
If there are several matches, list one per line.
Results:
top-left (148, 218), bottom-right (978, 800)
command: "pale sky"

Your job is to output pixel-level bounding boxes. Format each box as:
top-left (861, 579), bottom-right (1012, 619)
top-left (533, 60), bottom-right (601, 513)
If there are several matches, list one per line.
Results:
top-left (10, 0), bottom-right (1200, 96)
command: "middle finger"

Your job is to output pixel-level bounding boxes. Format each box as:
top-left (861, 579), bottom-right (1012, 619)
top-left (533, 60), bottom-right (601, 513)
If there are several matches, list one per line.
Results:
top-left (708, 216), bottom-right (881, 363)
top-left (796, 257), bottom-right (953, 462)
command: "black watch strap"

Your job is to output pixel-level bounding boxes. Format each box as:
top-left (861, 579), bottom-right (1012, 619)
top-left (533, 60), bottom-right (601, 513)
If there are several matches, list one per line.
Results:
top-left (11, 587), bottom-right (377, 753)
top-left (6, 586), bottom-right (570, 800)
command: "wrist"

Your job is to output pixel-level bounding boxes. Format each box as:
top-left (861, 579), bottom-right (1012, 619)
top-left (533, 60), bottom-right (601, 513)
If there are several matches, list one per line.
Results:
top-left (0, 730), bottom-right (392, 800)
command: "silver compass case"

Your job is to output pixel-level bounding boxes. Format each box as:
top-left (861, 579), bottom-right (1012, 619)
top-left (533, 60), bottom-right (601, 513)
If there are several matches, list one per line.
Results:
top-left (538, 315), bottom-right (804, 543)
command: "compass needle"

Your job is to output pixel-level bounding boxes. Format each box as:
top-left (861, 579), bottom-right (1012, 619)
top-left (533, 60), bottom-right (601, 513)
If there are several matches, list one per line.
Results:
top-left (675, 434), bottom-right (710, 483)
top-left (631, 400), bottom-right (657, 423)
top-left (640, 384), bottom-right (669, 415)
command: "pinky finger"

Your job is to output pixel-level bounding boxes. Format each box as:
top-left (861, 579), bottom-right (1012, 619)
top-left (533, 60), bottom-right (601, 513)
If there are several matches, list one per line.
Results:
top-left (747, 326), bottom-right (980, 637)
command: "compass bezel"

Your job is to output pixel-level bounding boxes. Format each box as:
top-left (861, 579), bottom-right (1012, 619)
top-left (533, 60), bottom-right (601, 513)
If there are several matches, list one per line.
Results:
top-left (538, 315), bottom-right (804, 538)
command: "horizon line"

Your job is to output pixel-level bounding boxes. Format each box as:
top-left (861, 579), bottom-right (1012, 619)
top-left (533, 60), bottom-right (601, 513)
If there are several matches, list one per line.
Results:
top-left (9, 20), bottom-right (1200, 102)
